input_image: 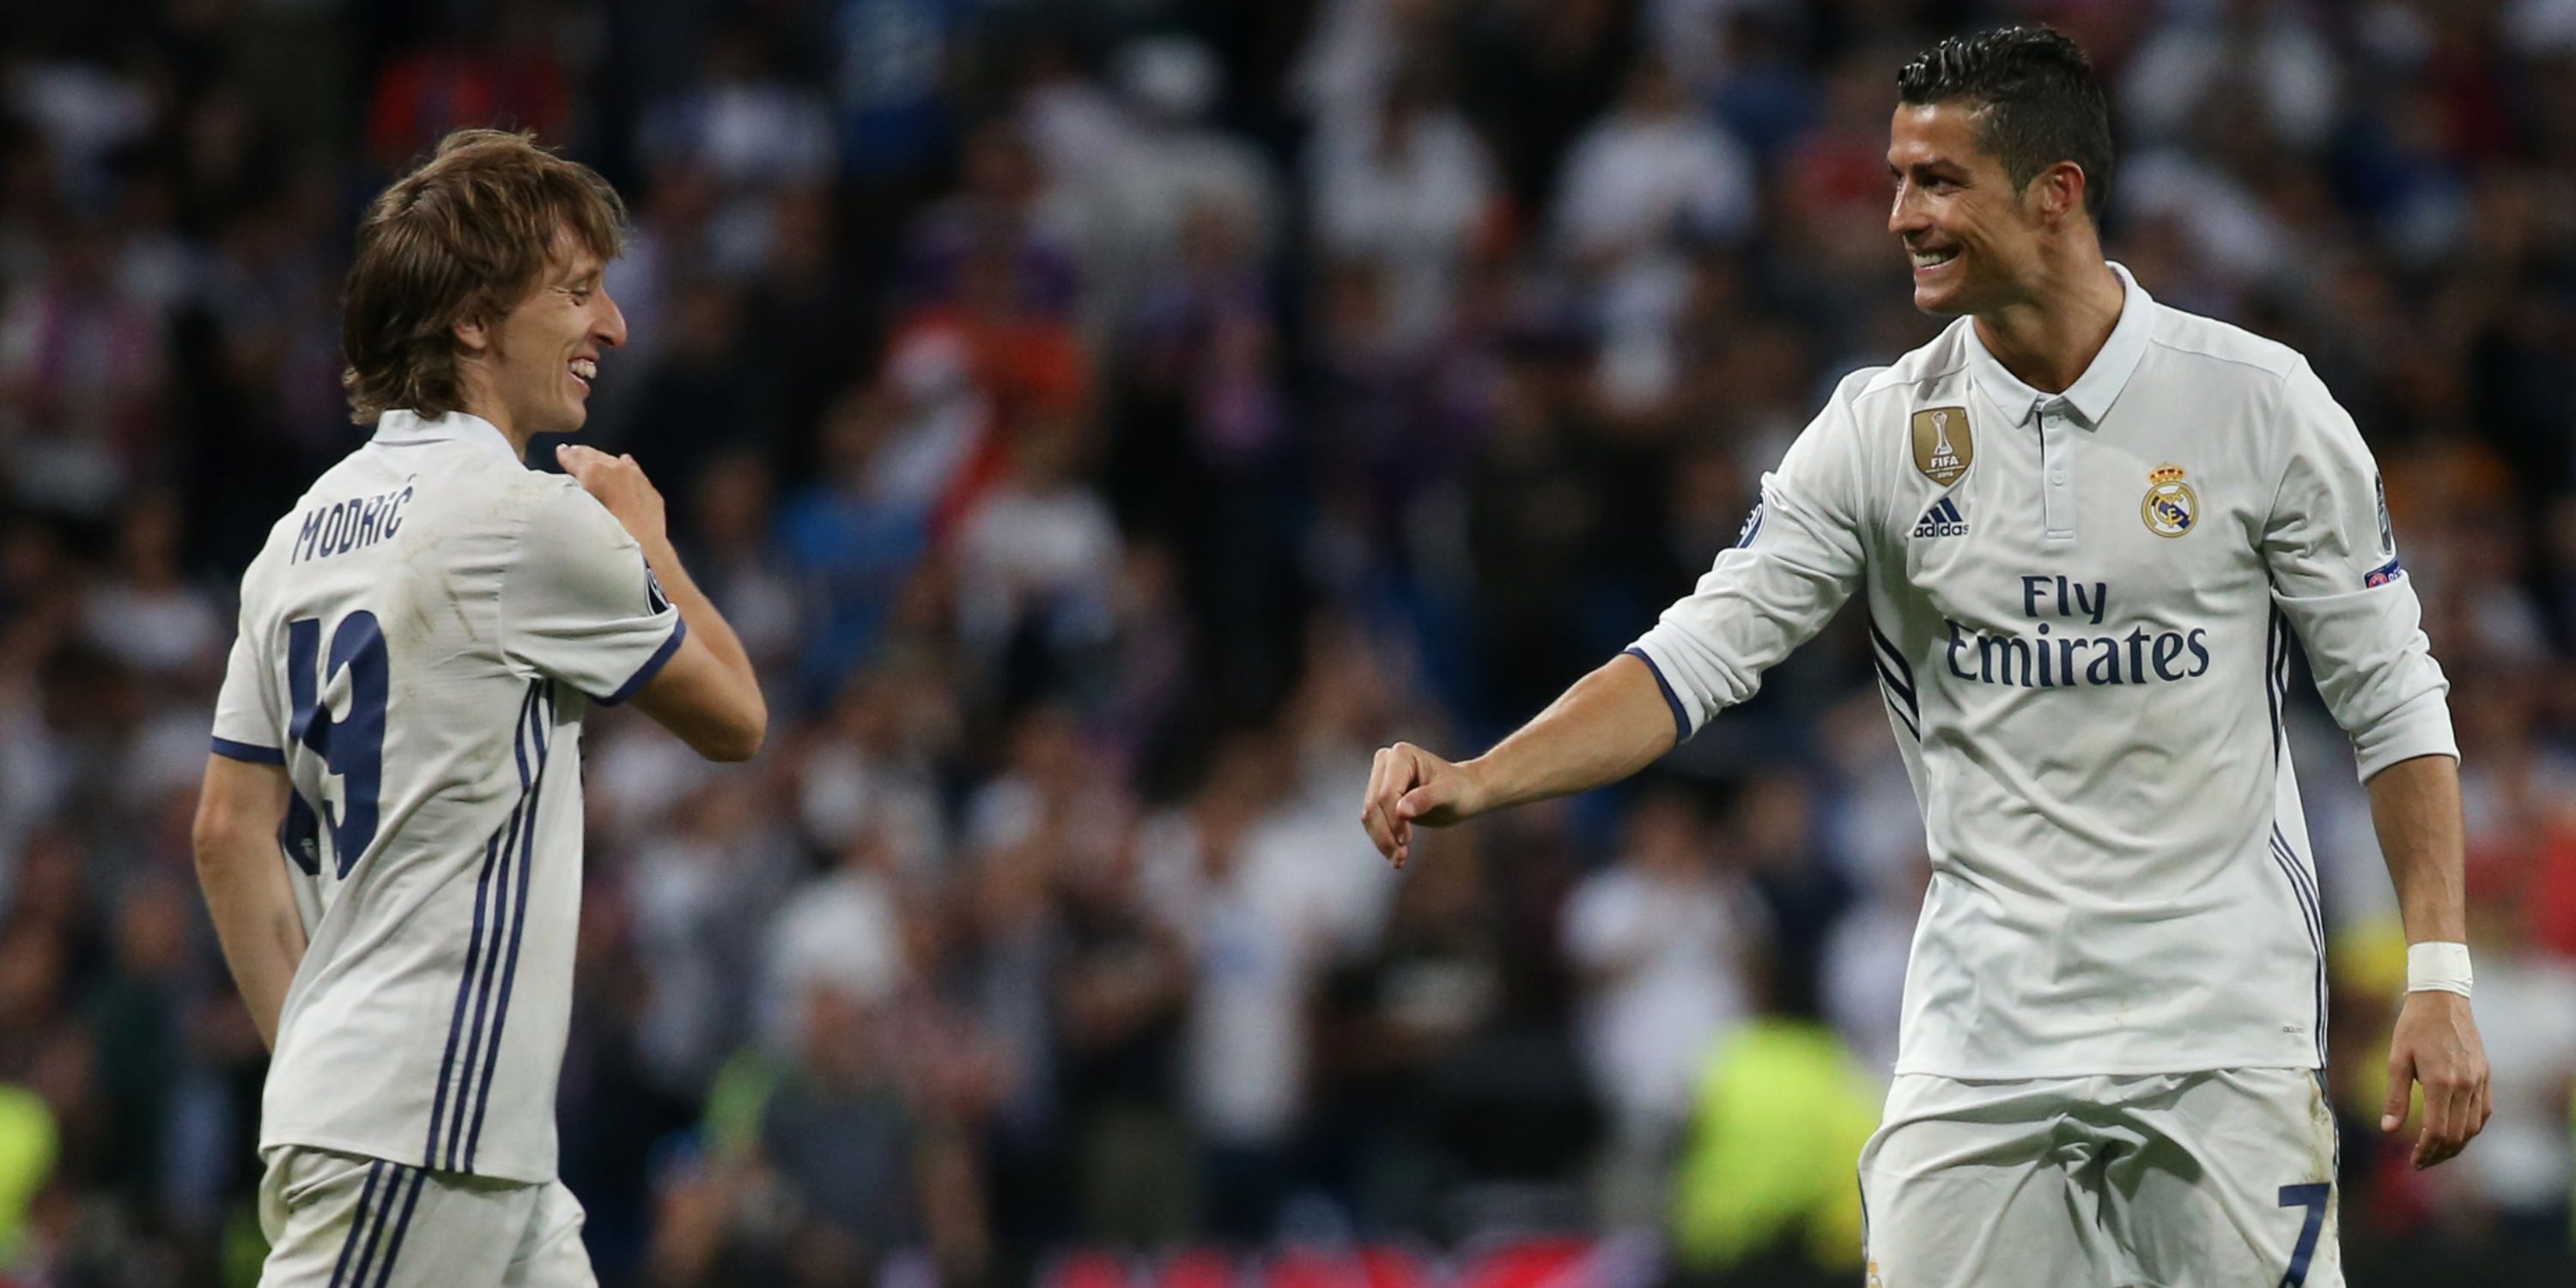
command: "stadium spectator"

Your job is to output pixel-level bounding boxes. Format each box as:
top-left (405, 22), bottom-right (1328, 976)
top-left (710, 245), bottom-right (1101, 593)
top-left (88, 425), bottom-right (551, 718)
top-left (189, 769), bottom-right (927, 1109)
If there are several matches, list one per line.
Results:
top-left (1562, 786), bottom-right (1753, 1228)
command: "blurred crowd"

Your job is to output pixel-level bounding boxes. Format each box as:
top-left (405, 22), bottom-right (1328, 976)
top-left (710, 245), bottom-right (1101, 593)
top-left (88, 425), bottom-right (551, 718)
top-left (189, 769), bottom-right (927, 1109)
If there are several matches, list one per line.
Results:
top-left (4, 0), bottom-right (2576, 1285)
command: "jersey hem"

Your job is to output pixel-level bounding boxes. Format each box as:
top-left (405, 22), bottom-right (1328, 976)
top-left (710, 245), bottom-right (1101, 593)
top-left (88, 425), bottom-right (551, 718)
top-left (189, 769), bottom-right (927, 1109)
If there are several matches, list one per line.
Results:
top-left (1892, 1054), bottom-right (2325, 1081)
top-left (211, 736), bottom-right (285, 764)
top-left (598, 617), bottom-right (688, 706)
top-left (258, 1129), bottom-right (554, 1184)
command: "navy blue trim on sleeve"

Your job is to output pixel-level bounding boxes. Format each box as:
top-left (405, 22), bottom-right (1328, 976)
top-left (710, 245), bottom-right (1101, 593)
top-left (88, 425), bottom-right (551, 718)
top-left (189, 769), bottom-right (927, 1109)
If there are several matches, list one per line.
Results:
top-left (210, 737), bottom-right (286, 764)
top-left (1622, 647), bottom-right (1692, 744)
top-left (599, 617), bottom-right (689, 707)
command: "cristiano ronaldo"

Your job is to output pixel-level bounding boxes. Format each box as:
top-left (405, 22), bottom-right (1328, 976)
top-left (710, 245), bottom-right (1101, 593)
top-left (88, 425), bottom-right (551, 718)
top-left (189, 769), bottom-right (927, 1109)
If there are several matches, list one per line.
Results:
top-left (1359, 26), bottom-right (2488, 1288)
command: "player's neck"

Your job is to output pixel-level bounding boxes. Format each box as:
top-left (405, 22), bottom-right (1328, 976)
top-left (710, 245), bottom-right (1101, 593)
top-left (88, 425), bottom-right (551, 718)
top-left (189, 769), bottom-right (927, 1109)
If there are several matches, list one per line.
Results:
top-left (454, 381), bottom-right (535, 461)
top-left (1970, 258), bottom-right (2125, 398)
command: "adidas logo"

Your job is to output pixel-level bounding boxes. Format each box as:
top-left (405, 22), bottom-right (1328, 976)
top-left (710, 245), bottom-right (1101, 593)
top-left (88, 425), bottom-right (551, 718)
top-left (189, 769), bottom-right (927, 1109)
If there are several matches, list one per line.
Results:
top-left (1913, 496), bottom-right (1969, 538)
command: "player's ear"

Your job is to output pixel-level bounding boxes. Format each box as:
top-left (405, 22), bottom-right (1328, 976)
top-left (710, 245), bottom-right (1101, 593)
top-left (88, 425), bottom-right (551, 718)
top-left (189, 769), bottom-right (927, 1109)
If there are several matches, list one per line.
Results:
top-left (2032, 161), bottom-right (2086, 226)
top-left (453, 312), bottom-right (490, 354)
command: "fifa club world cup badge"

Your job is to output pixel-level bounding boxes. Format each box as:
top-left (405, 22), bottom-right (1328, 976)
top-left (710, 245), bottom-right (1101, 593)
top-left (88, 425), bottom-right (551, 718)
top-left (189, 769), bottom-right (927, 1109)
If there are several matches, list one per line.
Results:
top-left (1911, 406), bottom-right (1973, 485)
top-left (2142, 464), bottom-right (2197, 538)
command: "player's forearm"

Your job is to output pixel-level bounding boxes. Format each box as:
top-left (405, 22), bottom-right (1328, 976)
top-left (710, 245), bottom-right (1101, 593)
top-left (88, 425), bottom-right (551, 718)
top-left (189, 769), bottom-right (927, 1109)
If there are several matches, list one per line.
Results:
top-left (1464, 653), bottom-right (1680, 813)
top-left (193, 831), bottom-right (307, 1050)
top-left (2365, 752), bottom-right (2468, 945)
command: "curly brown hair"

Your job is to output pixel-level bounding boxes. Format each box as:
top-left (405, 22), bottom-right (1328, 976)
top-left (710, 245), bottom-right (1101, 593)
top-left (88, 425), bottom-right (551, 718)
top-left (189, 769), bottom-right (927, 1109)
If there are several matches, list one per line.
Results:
top-left (341, 129), bottom-right (626, 424)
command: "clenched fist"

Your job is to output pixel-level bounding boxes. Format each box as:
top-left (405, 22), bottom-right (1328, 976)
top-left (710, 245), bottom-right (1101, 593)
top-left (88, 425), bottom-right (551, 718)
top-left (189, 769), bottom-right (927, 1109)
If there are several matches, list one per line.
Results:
top-left (1358, 742), bottom-right (1489, 869)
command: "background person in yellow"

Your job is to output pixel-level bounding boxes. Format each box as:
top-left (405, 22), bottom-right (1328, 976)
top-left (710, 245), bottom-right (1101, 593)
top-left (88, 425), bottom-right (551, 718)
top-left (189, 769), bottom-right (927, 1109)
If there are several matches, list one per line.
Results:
top-left (1668, 946), bottom-right (1880, 1286)
top-left (0, 1081), bottom-right (57, 1269)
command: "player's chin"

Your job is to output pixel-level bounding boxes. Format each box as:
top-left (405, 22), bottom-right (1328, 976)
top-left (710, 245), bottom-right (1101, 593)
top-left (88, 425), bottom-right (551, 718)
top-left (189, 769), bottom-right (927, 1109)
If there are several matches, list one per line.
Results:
top-left (1909, 274), bottom-right (1971, 316)
top-left (530, 408), bottom-right (589, 442)
top-left (1919, 277), bottom-right (2002, 318)
top-left (1906, 252), bottom-right (1980, 314)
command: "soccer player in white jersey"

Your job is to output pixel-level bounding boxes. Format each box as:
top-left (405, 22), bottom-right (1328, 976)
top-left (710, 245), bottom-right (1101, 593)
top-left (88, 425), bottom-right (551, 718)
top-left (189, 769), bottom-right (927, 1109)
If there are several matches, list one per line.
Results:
top-left (1359, 27), bottom-right (2490, 1288)
top-left (191, 130), bottom-right (766, 1287)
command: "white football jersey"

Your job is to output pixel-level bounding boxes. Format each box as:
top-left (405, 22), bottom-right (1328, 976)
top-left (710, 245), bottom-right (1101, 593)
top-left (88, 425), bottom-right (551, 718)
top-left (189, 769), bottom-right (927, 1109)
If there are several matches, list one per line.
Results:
top-left (1630, 264), bottom-right (2456, 1078)
top-left (212, 410), bottom-right (683, 1181)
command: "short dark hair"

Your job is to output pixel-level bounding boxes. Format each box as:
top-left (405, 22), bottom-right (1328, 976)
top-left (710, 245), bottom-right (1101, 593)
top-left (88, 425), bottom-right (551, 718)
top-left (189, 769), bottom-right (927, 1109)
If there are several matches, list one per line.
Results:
top-left (342, 130), bottom-right (625, 423)
top-left (1896, 26), bottom-right (2113, 221)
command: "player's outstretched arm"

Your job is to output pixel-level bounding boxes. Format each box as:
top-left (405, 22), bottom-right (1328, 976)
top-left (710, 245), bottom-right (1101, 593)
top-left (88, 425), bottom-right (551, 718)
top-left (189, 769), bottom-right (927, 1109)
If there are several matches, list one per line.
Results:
top-left (1361, 653), bottom-right (1677, 868)
top-left (556, 444), bottom-right (768, 762)
top-left (191, 755), bottom-right (307, 1050)
top-left (2365, 752), bottom-right (2491, 1169)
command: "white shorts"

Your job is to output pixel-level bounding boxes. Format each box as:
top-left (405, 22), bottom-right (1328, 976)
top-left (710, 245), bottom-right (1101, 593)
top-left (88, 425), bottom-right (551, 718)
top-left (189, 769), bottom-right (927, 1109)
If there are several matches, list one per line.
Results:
top-left (256, 1146), bottom-right (597, 1288)
top-left (1857, 1067), bottom-right (2341, 1288)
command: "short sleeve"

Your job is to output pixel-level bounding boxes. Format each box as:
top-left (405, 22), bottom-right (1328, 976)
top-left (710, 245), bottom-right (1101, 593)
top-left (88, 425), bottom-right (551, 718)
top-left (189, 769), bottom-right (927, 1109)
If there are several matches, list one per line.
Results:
top-left (2261, 358), bottom-right (2456, 779)
top-left (499, 484), bottom-right (687, 706)
top-left (211, 613), bottom-right (285, 762)
top-left (1626, 375), bottom-right (1874, 740)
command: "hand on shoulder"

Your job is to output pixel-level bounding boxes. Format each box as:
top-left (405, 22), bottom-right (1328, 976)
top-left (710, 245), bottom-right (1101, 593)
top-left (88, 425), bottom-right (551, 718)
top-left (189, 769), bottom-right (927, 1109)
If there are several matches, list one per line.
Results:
top-left (556, 444), bottom-right (667, 548)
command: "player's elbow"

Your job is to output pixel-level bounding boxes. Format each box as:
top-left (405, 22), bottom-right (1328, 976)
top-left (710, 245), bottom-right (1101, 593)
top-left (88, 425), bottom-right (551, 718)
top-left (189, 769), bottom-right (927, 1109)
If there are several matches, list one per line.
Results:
top-left (632, 640), bottom-right (769, 761)
top-left (188, 823), bottom-right (222, 876)
top-left (193, 757), bottom-right (292, 878)
top-left (703, 720), bottom-right (764, 762)
top-left (698, 692), bottom-right (768, 762)
top-left (191, 805), bottom-right (256, 879)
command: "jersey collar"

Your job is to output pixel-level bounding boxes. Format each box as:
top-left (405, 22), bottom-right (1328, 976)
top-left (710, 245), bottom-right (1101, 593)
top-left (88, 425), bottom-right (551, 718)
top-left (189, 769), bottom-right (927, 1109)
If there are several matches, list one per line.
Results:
top-left (373, 409), bottom-right (521, 462)
top-left (1963, 260), bottom-right (2154, 430)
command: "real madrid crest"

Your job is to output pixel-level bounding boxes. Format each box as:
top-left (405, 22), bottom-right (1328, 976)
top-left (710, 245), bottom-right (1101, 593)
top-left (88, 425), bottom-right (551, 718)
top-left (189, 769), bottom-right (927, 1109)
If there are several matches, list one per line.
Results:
top-left (2142, 464), bottom-right (2196, 538)
top-left (1911, 406), bottom-right (1972, 486)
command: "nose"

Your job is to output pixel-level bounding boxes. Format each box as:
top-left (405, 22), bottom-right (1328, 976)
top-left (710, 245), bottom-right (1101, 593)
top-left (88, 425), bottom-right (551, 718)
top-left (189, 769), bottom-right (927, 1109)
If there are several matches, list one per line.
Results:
top-left (596, 288), bottom-right (628, 349)
top-left (1889, 182), bottom-right (1931, 238)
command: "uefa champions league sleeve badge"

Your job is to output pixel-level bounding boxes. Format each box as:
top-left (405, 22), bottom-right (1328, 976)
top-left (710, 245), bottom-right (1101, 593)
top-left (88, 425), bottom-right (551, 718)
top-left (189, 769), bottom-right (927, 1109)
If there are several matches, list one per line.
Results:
top-left (2142, 464), bottom-right (2196, 538)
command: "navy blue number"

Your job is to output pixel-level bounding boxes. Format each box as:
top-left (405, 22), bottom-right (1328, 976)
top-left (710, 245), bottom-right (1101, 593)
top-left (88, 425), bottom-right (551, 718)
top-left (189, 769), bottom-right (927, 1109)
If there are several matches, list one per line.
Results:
top-left (2277, 1182), bottom-right (2330, 1287)
top-left (283, 612), bottom-right (388, 878)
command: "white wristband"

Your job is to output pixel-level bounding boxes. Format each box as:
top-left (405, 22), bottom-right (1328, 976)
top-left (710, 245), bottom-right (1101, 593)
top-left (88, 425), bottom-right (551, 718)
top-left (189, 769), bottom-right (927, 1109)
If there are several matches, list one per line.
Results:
top-left (2407, 941), bottom-right (2472, 997)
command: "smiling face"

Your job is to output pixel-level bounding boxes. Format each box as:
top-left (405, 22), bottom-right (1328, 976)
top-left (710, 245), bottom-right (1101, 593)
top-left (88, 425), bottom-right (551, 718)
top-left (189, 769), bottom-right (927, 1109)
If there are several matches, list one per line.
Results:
top-left (1886, 100), bottom-right (2052, 317)
top-left (470, 234), bottom-right (626, 438)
